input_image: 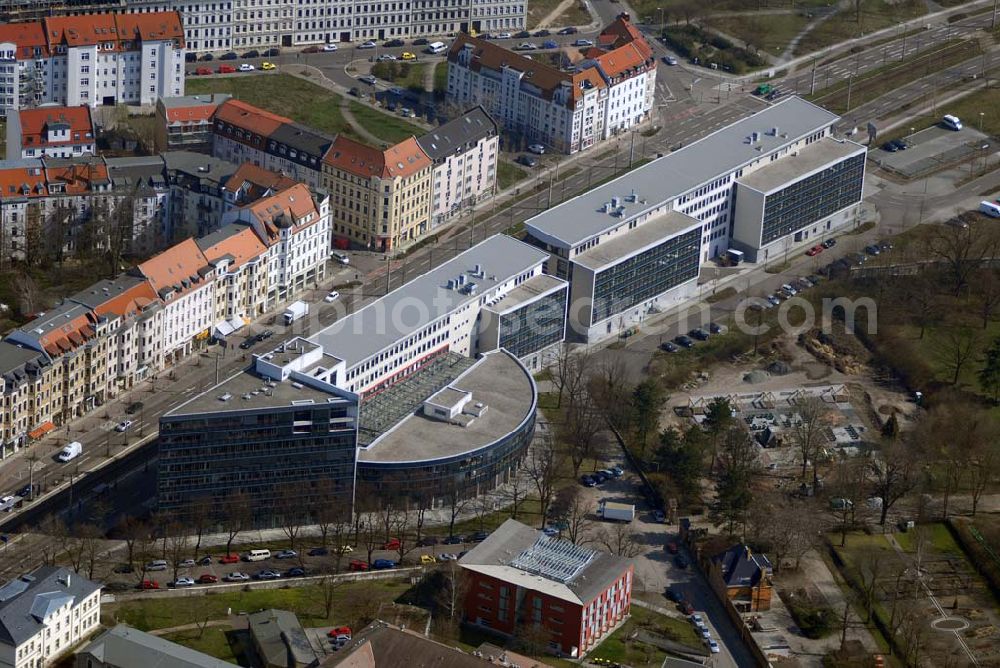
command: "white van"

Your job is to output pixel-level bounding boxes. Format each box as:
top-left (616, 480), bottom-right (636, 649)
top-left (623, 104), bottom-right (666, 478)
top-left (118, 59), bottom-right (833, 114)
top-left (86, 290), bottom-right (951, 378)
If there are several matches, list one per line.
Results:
top-left (980, 200), bottom-right (1000, 218)
top-left (426, 41), bottom-right (447, 55)
top-left (146, 560), bottom-right (168, 571)
top-left (942, 114), bottom-right (963, 131)
top-left (331, 251), bottom-right (350, 265)
top-left (245, 549), bottom-right (271, 562)
top-left (57, 441), bottom-right (82, 462)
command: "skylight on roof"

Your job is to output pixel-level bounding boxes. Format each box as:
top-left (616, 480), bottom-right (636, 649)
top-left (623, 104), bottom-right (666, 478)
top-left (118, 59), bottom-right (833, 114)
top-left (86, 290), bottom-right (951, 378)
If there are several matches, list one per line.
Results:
top-left (509, 535), bottom-right (596, 583)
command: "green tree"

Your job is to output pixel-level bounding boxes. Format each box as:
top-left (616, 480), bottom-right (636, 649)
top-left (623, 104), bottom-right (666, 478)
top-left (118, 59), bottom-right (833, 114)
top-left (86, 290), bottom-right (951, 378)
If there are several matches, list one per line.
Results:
top-left (711, 427), bottom-right (758, 536)
top-left (654, 426), bottom-right (703, 498)
top-left (703, 397), bottom-right (735, 474)
top-left (979, 335), bottom-right (1000, 404)
top-left (632, 379), bottom-right (666, 457)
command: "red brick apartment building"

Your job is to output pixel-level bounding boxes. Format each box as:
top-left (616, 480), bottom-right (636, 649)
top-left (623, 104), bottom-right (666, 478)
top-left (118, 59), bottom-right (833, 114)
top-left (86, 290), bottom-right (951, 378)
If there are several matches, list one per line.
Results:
top-left (458, 519), bottom-right (634, 658)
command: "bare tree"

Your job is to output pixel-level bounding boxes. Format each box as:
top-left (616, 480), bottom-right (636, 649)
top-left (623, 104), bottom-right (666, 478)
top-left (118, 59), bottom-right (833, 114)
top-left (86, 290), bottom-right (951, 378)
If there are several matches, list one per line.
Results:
top-left (925, 217), bottom-right (1000, 296)
top-left (558, 393), bottom-right (602, 477)
top-left (973, 269), bottom-right (1000, 329)
top-left (499, 468), bottom-right (529, 521)
top-left (320, 576), bottom-right (342, 619)
top-left (561, 488), bottom-right (594, 545)
top-left (444, 481), bottom-right (470, 540)
top-left (434, 560), bottom-right (469, 624)
top-left (790, 397), bottom-right (829, 482)
top-left (222, 492), bottom-right (251, 556)
top-left (276, 484), bottom-right (305, 552)
top-left (359, 512), bottom-right (382, 566)
top-left (78, 523), bottom-right (104, 580)
top-left (599, 522), bottom-right (640, 558)
top-left (856, 545), bottom-right (885, 622)
top-left (472, 494), bottom-right (494, 532)
top-left (166, 522), bottom-right (188, 584)
top-left (117, 515), bottom-right (147, 572)
top-left (186, 495), bottom-right (213, 559)
top-left (830, 455), bottom-right (867, 546)
top-left (589, 355), bottom-right (632, 432)
top-left (968, 433), bottom-right (1000, 516)
top-left (933, 327), bottom-right (981, 386)
top-left (551, 343), bottom-right (590, 409)
top-left (869, 440), bottom-right (917, 526)
top-left (525, 436), bottom-right (562, 528)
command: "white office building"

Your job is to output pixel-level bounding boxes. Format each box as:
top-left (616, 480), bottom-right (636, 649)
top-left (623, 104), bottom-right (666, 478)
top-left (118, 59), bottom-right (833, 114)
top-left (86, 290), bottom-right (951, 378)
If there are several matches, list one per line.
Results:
top-left (524, 96), bottom-right (866, 342)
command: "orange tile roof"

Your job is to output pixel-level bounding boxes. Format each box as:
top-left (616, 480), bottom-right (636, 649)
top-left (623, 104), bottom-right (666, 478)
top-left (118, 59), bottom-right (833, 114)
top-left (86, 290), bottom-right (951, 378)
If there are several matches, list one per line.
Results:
top-left (165, 104), bottom-right (218, 125)
top-left (35, 310), bottom-right (97, 357)
top-left (0, 22), bottom-right (50, 60)
top-left (223, 162), bottom-right (299, 198)
top-left (199, 225), bottom-right (268, 270)
top-left (599, 14), bottom-right (651, 59)
top-left (115, 12), bottom-right (185, 47)
top-left (43, 11), bottom-right (183, 51)
top-left (323, 136), bottom-right (430, 180)
top-left (213, 99), bottom-right (292, 139)
top-left (92, 281), bottom-right (159, 319)
top-left (45, 161), bottom-right (109, 195)
top-left (136, 238), bottom-right (212, 299)
top-left (594, 42), bottom-right (650, 79)
top-left (245, 183), bottom-right (319, 244)
top-left (0, 166), bottom-right (48, 200)
top-left (18, 105), bottom-right (94, 150)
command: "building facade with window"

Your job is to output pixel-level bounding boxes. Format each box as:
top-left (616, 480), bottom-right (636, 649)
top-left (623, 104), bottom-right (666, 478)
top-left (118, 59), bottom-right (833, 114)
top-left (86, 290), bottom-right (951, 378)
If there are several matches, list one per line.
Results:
top-left (524, 96), bottom-right (865, 342)
top-left (155, 93), bottom-right (230, 153)
top-left (0, 567), bottom-right (101, 668)
top-left (0, 11), bottom-right (185, 116)
top-left (446, 15), bottom-right (655, 154)
top-left (6, 105), bottom-right (95, 160)
top-left (459, 519), bottom-right (633, 658)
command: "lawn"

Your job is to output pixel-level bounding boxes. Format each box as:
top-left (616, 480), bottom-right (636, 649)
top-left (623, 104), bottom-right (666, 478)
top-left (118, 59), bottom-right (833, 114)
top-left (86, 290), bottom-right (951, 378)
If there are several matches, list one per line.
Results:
top-left (347, 101), bottom-right (424, 144)
top-left (897, 320), bottom-right (1000, 397)
top-left (526, 0), bottom-right (564, 29)
top-left (550, 0), bottom-right (592, 29)
top-left (807, 38), bottom-right (982, 114)
top-left (588, 605), bottom-right (702, 667)
top-left (433, 62), bottom-right (449, 95)
top-left (371, 61), bottom-right (430, 92)
top-left (911, 85), bottom-right (1000, 138)
top-left (793, 0), bottom-right (927, 56)
top-left (497, 159), bottom-right (529, 191)
top-left (106, 579), bottom-right (412, 632)
top-left (894, 522), bottom-right (963, 556)
top-left (161, 627), bottom-right (239, 662)
top-left (705, 13), bottom-right (810, 59)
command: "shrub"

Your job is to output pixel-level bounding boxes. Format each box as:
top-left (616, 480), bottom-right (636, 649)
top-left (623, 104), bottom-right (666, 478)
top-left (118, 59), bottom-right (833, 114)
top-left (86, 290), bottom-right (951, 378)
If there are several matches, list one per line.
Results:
top-left (710, 34), bottom-right (733, 50)
top-left (785, 597), bottom-right (837, 639)
top-left (947, 12), bottom-right (967, 23)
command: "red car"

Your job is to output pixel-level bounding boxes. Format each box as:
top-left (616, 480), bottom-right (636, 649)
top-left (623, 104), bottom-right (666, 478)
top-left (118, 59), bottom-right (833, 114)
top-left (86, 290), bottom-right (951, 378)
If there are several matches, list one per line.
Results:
top-left (195, 67), bottom-right (212, 75)
top-left (805, 245), bottom-right (824, 256)
top-left (217, 64), bottom-right (236, 73)
top-left (382, 538), bottom-right (400, 550)
top-left (138, 579), bottom-right (159, 590)
top-left (219, 554), bottom-right (240, 564)
top-left (327, 626), bottom-right (352, 638)
top-left (348, 559), bottom-right (369, 572)
top-left (197, 574), bottom-right (219, 584)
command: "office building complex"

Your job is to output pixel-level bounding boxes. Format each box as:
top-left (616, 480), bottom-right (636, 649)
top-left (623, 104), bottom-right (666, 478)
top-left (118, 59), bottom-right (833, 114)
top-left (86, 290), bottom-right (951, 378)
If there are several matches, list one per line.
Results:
top-left (446, 15), bottom-right (656, 154)
top-left (417, 106), bottom-right (499, 228)
top-left (0, 567), bottom-right (101, 668)
top-left (524, 96), bottom-right (865, 341)
top-left (158, 339), bottom-right (359, 522)
top-left (0, 11), bottom-right (185, 116)
top-left (459, 519), bottom-right (633, 658)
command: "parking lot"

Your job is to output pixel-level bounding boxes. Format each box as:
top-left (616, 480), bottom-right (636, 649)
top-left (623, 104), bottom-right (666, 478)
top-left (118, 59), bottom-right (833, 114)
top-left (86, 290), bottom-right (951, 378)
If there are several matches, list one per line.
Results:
top-left (870, 122), bottom-right (992, 179)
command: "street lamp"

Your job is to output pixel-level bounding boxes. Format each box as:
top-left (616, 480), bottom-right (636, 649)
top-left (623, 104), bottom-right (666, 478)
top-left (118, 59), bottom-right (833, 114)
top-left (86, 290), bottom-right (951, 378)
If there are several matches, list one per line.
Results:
top-left (979, 112), bottom-right (985, 133)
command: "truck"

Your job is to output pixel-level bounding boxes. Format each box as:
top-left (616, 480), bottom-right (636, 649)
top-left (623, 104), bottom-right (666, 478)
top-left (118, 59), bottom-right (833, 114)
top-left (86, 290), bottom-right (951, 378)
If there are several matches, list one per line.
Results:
top-left (600, 501), bottom-right (635, 522)
top-left (57, 441), bottom-right (83, 462)
top-left (282, 301), bottom-right (309, 325)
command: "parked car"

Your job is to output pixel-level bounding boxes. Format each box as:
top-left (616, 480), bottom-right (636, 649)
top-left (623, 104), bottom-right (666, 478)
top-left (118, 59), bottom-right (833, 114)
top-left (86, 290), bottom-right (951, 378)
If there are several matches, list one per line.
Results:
top-left (516, 155), bottom-right (537, 167)
top-left (126, 401), bottom-right (144, 414)
top-left (261, 61), bottom-right (277, 70)
top-left (681, 601), bottom-right (695, 615)
top-left (806, 244), bottom-right (824, 256)
top-left (674, 335), bottom-right (694, 348)
top-left (219, 51), bottom-right (238, 60)
top-left (689, 327), bottom-right (709, 341)
top-left (610, 465), bottom-right (624, 477)
top-left (666, 542), bottom-right (679, 554)
top-left (113, 564), bottom-right (133, 574)
top-left (420, 554), bottom-right (437, 564)
top-left (416, 536), bottom-right (439, 547)
top-left (533, 29), bottom-right (551, 36)
top-left (662, 55), bottom-right (678, 65)
top-left (558, 26), bottom-right (578, 35)
top-left (653, 510), bottom-right (666, 523)
top-left (242, 50), bottom-right (260, 58)
top-left (377, 53), bottom-right (397, 62)
top-left (515, 42), bottom-right (537, 51)
top-left (879, 240), bottom-right (893, 252)
top-left (358, 40), bottom-right (377, 49)
top-left (328, 626), bottom-right (353, 639)
top-left (198, 556), bottom-right (213, 565)
top-left (864, 244), bottom-right (881, 256)
top-left (413, 37), bottom-right (430, 45)
top-left (220, 554), bottom-right (240, 564)
top-left (674, 554), bottom-right (690, 569)
top-left (286, 567), bottom-right (306, 577)
top-left (401, 51), bottom-right (417, 60)
top-left (470, 531), bottom-right (490, 542)
top-left (324, 291), bottom-right (340, 303)
top-left (514, 30), bottom-right (531, 38)
top-left (384, 38), bottom-right (405, 47)
top-left (709, 322), bottom-right (725, 334)
top-left (438, 553), bottom-right (458, 561)
top-left (323, 43), bottom-right (339, 51)
top-left (137, 580), bottom-right (160, 590)
top-left (572, 38), bottom-right (594, 47)
top-left (217, 64), bottom-right (236, 73)
top-left (256, 569), bottom-right (282, 580)
top-left (195, 67), bottom-right (212, 75)
top-left (177, 559), bottom-right (196, 568)
top-left (276, 549), bottom-right (297, 560)
top-left (263, 47), bottom-right (280, 56)
top-left (541, 40), bottom-right (557, 49)
top-left (197, 574), bottom-right (218, 583)
top-left (822, 238), bottom-right (837, 249)
top-left (348, 559), bottom-right (369, 571)
top-left (881, 141), bottom-right (899, 152)
top-left (542, 527), bottom-right (559, 537)
top-left (116, 420), bottom-right (133, 432)
top-left (372, 559), bottom-right (396, 570)
top-left (708, 639), bottom-right (720, 653)
top-left (239, 63), bottom-right (255, 71)
top-left (358, 74), bottom-right (377, 85)
top-left (173, 577), bottom-right (196, 587)
top-left (443, 535), bottom-right (464, 545)
top-left (496, 32), bottom-right (512, 39)
top-left (308, 547), bottom-right (329, 556)
top-left (199, 53), bottom-right (214, 61)
top-left (527, 143), bottom-right (545, 154)
top-left (659, 341), bottom-right (678, 352)
top-left (667, 588), bottom-right (683, 602)
top-left (224, 572), bottom-right (250, 582)
top-left (382, 538), bottom-right (401, 550)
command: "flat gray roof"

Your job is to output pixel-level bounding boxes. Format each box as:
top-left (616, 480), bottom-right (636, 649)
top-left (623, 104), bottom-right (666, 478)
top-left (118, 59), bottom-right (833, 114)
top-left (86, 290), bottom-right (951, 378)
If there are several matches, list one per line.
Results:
top-left (159, 93), bottom-right (231, 109)
top-left (308, 235), bottom-right (548, 370)
top-left (484, 273), bottom-right (566, 315)
top-left (162, 151), bottom-right (238, 182)
top-left (79, 625), bottom-right (234, 668)
top-left (736, 136), bottom-right (865, 194)
top-left (524, 96), bottom-right (839, 249)
top-left (358, 350), bottom-right (533, 464)
top-left (165, 369), bottom-right (344, 417)
top-left (572, 210), bottom-right (701, 272)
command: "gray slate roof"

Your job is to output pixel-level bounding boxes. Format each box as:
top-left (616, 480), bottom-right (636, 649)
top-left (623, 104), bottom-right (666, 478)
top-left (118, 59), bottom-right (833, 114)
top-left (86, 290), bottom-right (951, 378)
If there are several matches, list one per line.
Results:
top-left (0, 566), bottom-right (100, 646)
top-left (417, 107), bottom-right (498, 162)
top-left (268, 122), bottom-right (334, 159)
top-left (79, 624), bottom-right (235, 668)
top-left (523, 96), bottom-right (840, 249)
top-left (248, 609), bottom-right (317, 667)
top-left (459, 519), bottom-right (631, 605)
top-left (308, 235), bottom-right (548, 370)
top-left (70, 275), bottom-right (150, 311)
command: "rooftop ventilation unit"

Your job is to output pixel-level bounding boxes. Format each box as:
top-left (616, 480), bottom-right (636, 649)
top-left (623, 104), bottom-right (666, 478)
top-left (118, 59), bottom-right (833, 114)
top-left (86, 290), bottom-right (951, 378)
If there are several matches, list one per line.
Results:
top-left (751, 131), bottom-right (760, 143)
top-left (771, 126), bottom-right (779, 136)
top-left (218, 393), bottom-right (232, 401)
top-left (447, 279), bottom-right (456, 290)
top-left (625, 191), bottom-right (637, 203)
top-left (611, 196), bottom-right (621, 209)
top-left (602, 202), bottom-right (612, 213)
top-left (472, 263), bottom-right (482, 276)
top-left (457, 274), bottom-right (467, 286)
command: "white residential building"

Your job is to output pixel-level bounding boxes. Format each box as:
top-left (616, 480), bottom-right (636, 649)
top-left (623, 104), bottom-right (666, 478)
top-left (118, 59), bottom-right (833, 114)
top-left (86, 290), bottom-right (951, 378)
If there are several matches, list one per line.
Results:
top-left (5, 106), bottom-right (95, 160)
top-left (221, 183), bottom-right (331, 307)
top-left (0, 11), bottom-right (185, 117)
top-left (0, 567), bottom-right (101, 668)
top-left (416, 106), bottom-right (499, 227)
top-left (446, 15), bottom-right (656, 154)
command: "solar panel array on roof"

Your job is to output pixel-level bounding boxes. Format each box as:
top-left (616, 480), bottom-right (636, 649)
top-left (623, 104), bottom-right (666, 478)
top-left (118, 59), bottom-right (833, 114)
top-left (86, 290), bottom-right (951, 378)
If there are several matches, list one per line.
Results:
top-left (508, 535), bottom-right (596, 583)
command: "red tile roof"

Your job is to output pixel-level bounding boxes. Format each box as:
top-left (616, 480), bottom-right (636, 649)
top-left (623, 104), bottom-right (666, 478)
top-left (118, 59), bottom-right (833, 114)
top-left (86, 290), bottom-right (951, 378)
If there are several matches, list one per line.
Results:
top-left (244, 183), bottom-right (319, 244)
top-left (223, 162), bottom-right (299, 200)
top-left (323, 136), bottom-right (430, 180)
top-left (36, 311), bottom-right (97, 357)
top-left (0, 165), bottom-right (48, 200)
top-left (45, 161), bottom-right (109, 195)
top-left (18, 105), bottom-right (94, 150)
top-left (0, 22), bottom-right (50, 60)
top-left (594, 42), bottom-right (650, 79)
top-left (599, 14), bottom-right (651, 59)
top-left (200, 225), bottom-right (268, 270)
top-left (164, 102), bottom-right (220, 125)
top-left (0, 11), bottom-right (182, 59)
top-left (136, 238), bottom-right (212, 299)
top-left (92, 281), bottom-right (159, 320)
top-left (213, 99), bottom-right (292, 139)
top-left (115, 12), bottom-right (185, 47)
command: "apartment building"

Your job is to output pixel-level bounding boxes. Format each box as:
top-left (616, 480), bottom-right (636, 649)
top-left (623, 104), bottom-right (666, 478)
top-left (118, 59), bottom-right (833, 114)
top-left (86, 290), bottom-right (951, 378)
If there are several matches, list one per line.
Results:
top-left (162, 151), bottom-right (239, 239)
top-left (0, 567), bottom-right (101, 668)
top-left (321, 135), bottom-right (431, 253)
top-left (221, 183), bottom-right (331, 307)
top-left (446, 15), bottom-right (655, 154)
top-left (416, 106), bottom-right (499, 228)
top-left (5, 105), bottom-right (95, 160)
top-left (307, 234), bottom-right (566, 395)
top-left (211, 99), bottom-right (332, 189)
top-left (0, 11), bottom-right (185, 116)
top-left (460, 519), bottom-right (633, 658)
top-left (221, 161), bottom-right (299, 209)
top-left (524, 96), bottom-right (865, 342)
top-left (0, 344), bottom-right (50, 455)
top-left (155, 93), bottom-right (231, 153)
top-left (197, 223), bottom-right (269, 333)
top-left (105, 155), bottom-right (171, 251)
